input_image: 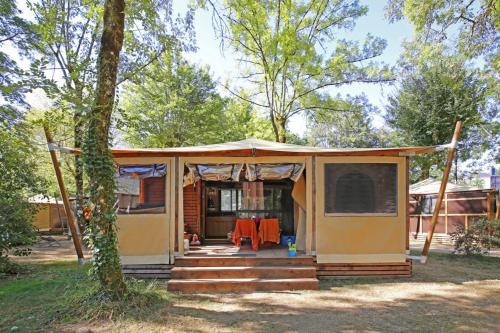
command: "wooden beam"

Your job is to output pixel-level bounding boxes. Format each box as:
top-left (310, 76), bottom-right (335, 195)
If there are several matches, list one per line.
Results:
top-left (43, 125), bottom-right (85, 264)
top-left (421, 121), bottom-right (462, 263)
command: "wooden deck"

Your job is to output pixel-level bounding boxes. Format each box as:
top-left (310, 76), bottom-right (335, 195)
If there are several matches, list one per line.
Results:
top-left (123, 244), bottom-right (412, 290)
top-left (168, 255), bottom-right (319, 292)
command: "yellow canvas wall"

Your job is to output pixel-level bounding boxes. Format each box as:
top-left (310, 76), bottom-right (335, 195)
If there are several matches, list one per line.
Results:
top-left (32, 203), bottom-right (50, 230)
top-left (315, 156), bottom-right (407, 263)
top-left (113, 157), bottom-right (175, 265)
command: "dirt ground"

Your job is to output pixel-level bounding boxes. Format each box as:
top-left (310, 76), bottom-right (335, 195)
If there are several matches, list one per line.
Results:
top-left (60, 270), bottom-right (500, 333)
top-left (8, 237), bottom-right (500, 333)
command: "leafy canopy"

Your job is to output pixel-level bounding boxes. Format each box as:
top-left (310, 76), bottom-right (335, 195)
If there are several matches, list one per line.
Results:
top-left (385, 53), bottom-right (491, 181)
top-left (119, 50), bottom-right (274, 147)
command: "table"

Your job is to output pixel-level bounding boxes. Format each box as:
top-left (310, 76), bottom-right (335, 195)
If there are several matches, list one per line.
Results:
top-left (258, 218), bottom-right (280, 244)
top-left (232, 219), bottom-right (259, 251)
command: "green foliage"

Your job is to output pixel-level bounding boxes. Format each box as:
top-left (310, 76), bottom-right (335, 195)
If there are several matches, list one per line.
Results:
top-left (119, 50), bottom-right (274, 147)
top-left (450, 218), bottom-right (500, 256)
top-left (0, 0), bottom-right (40, 105)
top-left (216, 0), bottom-right (392, 142)
top-left (0, 111), bottom-right (43, 274)
top-left (306, 95), bottom-right (386, 148)
top-left (386, 0), bottom-right (498, 65)
top-left (119, 51), bottom-right (226, 147)
top-left (221, 97), bottom-right (275, 142)
top-left (385, 53), bottom-right (491, 180)
top-left (27, 108), bottom-right (80, 197)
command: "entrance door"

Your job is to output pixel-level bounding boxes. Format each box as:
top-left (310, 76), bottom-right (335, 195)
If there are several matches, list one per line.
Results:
top-left (203, 180), bottom-right (294, 239)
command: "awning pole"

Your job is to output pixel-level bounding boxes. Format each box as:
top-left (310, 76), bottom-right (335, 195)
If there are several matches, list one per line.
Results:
top-left (420, 121), bottom-right (462, 263)
top-left (43, 125), bottom-right (85, 264)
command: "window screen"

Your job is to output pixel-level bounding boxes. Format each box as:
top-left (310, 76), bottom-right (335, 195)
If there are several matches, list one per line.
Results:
top-left (116, 164), bottom-right (166, 214)
top-left (324, 163), bottom-right (397, 214)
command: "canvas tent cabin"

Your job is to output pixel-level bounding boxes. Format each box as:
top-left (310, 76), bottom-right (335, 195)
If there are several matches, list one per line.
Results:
top-left (64, 138), bottom-right (448, 291)
top-left (409, 178), bottom-right (498, 242)
top-left (29, 195), bottom-right (67, 233)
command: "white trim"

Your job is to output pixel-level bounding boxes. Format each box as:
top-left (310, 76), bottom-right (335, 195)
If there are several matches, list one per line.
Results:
top-left (120, 255), bottom-right (170, 265)
top-left (316, 253), bottom-right (406, 263)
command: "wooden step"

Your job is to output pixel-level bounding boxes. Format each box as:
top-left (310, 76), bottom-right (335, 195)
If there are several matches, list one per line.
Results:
top-left (167, 278), bottom-right (319, 292)
top-left (122, 264), bottom-right (172, 280)
top-left (316, 261), bottom-right (412, 278)
top-left (171, 266), bottom-right (317, 279)
top-left (175, 256), bottom-right (315, 267)
top-left (125, 273), bottom-right (171, 279)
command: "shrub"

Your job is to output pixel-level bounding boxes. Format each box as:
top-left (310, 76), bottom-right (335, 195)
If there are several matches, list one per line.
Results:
top-left (450, 217), bottom-right (500, 255)
top-left (0, 118), bottom-right (43, 275)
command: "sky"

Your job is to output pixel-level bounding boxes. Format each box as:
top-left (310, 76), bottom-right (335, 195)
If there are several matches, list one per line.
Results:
top-left (173, 0), bottom-right (414, 135)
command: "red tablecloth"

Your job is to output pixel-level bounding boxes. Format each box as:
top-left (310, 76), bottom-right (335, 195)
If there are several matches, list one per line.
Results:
top-left (232, 219), bottom-right (259, 251)
top-left (258, 218), bottom-right (280, 244)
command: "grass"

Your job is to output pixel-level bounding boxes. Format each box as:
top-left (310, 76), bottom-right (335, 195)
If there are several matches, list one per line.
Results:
top-left (0, 262), bottom-right (171, 332)
top-left (1, 251), bottom-right (499, 332)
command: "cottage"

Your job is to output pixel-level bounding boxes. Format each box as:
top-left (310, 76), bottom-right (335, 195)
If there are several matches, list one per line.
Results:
top-left (53, 124), bottom-right (463, 292)
top-left (85, 138), bottom-right (450, 292)
top-left (410, 178), bottom-right (499, 242)
top-left (29, 195), bottom-right (67, 233)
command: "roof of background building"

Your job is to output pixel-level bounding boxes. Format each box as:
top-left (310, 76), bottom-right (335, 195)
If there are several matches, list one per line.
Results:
top-left (409, 178), bottom-right (489, 195)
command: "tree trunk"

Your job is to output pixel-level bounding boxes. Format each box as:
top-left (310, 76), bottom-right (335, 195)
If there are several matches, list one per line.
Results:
top-left (83, 0), bottom-right (126, 295)
top-left (273, 116), bottom-right (287, 143)
top-left (74, 107), bottom-right (85, 233)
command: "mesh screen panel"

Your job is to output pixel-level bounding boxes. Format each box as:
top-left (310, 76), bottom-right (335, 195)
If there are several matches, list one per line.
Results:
top-left (325, 163), bottom-right (397, 214)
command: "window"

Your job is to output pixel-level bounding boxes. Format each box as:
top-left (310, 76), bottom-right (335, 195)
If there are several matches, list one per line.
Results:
top-left (116, 164), bottom-right (166, 214)
top-left (324, 163), bottom-right (397, 215)
top-left (220, 189), bottom-right (239, 212)
top-left (420, 196), bottom-right (436, 214)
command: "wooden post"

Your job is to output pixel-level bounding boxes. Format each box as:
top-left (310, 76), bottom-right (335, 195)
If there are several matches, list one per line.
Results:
top-left (444, 193), bottom-right (448, 234)
top-left (421, 121), bottom-right (462, 263)
top-left (406, 157), bottom-right (410, 254)
top-left (496, 191), bottom-right (500, 220)
top-left (486, 191), bottom-right (494, 220)
top-left (43, 125), bottom-right (85, 264)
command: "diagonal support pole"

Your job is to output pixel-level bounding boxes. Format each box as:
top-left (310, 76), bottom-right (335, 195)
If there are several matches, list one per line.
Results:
top-left (44, 125), bottom-right (85, 264)
top-left (420, 121), bottom-right (462, 263)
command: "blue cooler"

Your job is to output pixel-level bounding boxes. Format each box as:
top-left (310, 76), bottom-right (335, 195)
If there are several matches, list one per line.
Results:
top-left (280, 235), bottom-right (296, 247)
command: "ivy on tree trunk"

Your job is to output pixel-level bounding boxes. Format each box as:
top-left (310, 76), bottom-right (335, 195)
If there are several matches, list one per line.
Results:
top-left (83, 0), bottom-right (126, 295)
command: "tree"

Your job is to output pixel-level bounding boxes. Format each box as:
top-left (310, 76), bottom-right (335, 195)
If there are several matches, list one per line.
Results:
top-left (119, 50), bottom-right (226, 147)
top-left (221, 97), bottom-right (275, 142)
top-left (385, 54), bottom-right (491, 181)
top-left (119, 51), bottom-right (274, 147)
top-left (0, 0), bottom-right (45, 274)
top-left (26, 0), bottom-right (195, 230)
top-left (27, 0), bottom-right (102, 230)
top-left (82, 0), bottom-right (126, 295)
top-left (211, 0), bottom-right (391, 142)
top-left (306, 95), bottom-right (385, 148)
top-left (386, 0), bottom-right (498, 64)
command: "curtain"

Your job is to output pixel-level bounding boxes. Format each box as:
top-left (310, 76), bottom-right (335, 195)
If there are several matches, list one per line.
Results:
top-left (241, 182), bottom-right (264, 211)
